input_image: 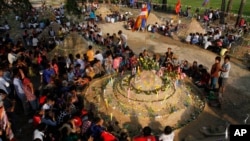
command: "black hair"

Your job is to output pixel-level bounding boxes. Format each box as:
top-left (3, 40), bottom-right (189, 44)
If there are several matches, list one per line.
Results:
top-left (142, 126), bottom-right (152, 136)
top-left (215, 56), bottom-right (221, 62)
top-left (164, 126), bottom-right (173, 135)
top-left (225, 55), bottom-right (230, 61)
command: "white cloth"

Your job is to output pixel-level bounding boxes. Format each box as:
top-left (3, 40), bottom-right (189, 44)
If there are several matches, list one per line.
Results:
top-left (7, 53), bottom-right (17, 64)
top-left (33, 129), bottom-right (44, 141)
top-left (204, 41), bottom-right (212, 49)
top-left (94, 53), bottom-right (104, 63)
top-left (159, 132), bottom-right (174, 141)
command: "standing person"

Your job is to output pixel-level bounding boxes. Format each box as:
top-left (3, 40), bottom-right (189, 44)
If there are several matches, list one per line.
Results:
top-left (133, 126), bottom-right (156, 141)
top-left (19, 69), bottom-right (38, 113)
top-left (210, 56), bottom-right (221, 91)
top-left (218, 55), bottom-right (231, 102)
top-left (13, 69), bottom-right (29, 115)
top-left (86, 45), bottom-right (95, 64)
top-left (0, 97), bottom-right (15, 141)
top-left (118, 30), bottom-right (127, 49)
top-left (159, 126), bottom-right (174, 141)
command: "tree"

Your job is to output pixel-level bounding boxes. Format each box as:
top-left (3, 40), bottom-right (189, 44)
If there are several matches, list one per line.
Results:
top-left (220, 0), bottom-right (226, 24)
top-left (226, 0), bottom-right (233, 14)
top-left (65, 0), bottom-right (81, 15)
top-left (162, 0), bottom-right (167, 11)
top-left (0, 0), bottom-right (32, 15)
top-left (235, 0), bottom-right (246, 27)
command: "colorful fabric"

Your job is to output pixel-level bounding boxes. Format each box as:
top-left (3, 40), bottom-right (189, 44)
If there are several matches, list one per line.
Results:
top-left (175, 0), bottom-right (181, 14)
top-left (23, 77), bottom-right (36, 101)
top-left (133, 3), bottom-right (149, 31)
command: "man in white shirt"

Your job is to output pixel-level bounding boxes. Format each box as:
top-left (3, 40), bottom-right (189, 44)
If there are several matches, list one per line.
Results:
top-left (159, 126), bottom-right (174, 141)
top-left (7, 49), bottom-right (18, 67)
top-left (218, 55), bottom-right (231, 103)
top-left (118, 30), bottom-right (127, 48)
top-left (94, 50), bottom-right (104, 64)
top-left (204, 39), bottom-right (212, 49)
top-left (32, 36), bottom-right (39, 47)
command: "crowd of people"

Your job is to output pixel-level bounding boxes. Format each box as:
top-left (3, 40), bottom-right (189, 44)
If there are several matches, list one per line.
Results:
top-left (185, 8), bottom-right (249, 57)
top-left (0, 2), bottom-right (235, 141)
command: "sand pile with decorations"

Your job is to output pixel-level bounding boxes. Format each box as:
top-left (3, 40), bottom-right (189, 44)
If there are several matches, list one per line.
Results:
top-left (178, 19), bottom-right (206, 36)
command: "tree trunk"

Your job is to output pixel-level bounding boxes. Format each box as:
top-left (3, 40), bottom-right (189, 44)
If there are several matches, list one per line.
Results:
top-left (162, 0), bottom-right (167, 11)
top-left (226, 0), bottom-right (233, 14)
top-left (235, 0), bottom-right (246, 27)
top-left (220, 0), bottom-right (226, 24)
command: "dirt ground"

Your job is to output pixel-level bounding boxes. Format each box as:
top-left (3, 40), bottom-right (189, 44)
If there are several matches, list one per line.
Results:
top-left (98, 21), bottom-right (250, 140)
top-left (3, 2), bottom-right (250, 141)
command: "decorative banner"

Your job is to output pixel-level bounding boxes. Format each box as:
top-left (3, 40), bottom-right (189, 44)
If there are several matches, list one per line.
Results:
top-left (175, 0), bottom-right (181, 14)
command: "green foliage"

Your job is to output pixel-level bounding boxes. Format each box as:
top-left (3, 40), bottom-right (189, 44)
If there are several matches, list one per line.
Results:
top-left (139, 57), bottom-right (160, 71)
top-left (65, 0), bottom-right (81, 15)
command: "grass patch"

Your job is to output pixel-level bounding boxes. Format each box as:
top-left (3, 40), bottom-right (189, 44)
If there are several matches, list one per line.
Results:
top-left (151, 0), bottom-right (250, 19)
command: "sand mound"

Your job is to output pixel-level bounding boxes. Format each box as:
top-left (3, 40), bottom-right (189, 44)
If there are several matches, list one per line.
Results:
top-left (95, 6), bottom-right (113, 17)
top-left (178, 19), bottom-right (205, 36)
top-left (39, 22), bottom-right (61, 39)
top-left (147, 13), bottom-right (163, 25)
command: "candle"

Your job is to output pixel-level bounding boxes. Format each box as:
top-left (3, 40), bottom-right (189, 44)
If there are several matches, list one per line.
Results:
top-left (105, 99), bottom-right (108, 108)
top-left (127, 88), bottom-right (131, 101)
top-left (103, 89), bottom-right (106, 94)
top-left (98, 95), bottom-right (101, 103)
top-left (110, 113), bottom-right (113, 121)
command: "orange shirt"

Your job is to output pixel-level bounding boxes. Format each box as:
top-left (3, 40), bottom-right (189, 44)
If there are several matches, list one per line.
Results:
top-left (87, 49), bottom-right (94, 62)
top-left (211, 63), bottom-right (221, 77)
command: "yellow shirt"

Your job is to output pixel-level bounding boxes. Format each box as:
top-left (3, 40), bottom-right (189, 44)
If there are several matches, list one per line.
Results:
top-left (87, 49), bottom-right (94, 62)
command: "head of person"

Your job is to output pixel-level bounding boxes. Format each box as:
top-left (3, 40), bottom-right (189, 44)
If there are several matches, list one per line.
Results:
top-left (142, 126), bottom-right (152, 136)
top-left (89, 45), bottom-right (93, 50)
top-left (118, 30), bottom-right (122, 35)
top-left (164, 126), bottom-right (173, 135)
top-left (215, 56), bottom-right (221, 63)
top-left (224, 55), bottom-right (230, 63)
top-left (93, 116), bottom-right (104, 126)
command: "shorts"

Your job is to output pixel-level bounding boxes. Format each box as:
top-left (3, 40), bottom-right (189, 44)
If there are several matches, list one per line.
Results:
top-left (218, 77), bottom-right (228, 87)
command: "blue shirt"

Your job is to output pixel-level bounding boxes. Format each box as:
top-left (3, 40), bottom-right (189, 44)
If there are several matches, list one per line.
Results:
top-left (43, 68), bottom-right (55, 84)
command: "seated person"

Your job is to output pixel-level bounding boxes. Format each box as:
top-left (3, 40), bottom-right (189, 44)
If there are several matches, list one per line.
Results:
top-left (185, 33), bottom-right (192, 44)
top-left (195, 69), bottom-right (210, 88)
top-left (147, 24), bottom-right (152, 32)
top-left (133, 126), bottom-right (156, 141)
top-left (127, 18), bottom-right (135, 30)
top-left (85, 65), bottom-right (95, 79)
top-left (180, 60), bottom-right (189, 75)
top-left (93, 60), bottom-right (105, 78)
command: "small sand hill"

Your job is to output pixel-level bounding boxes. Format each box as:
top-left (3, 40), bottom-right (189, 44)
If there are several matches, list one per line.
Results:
top-left (49, 32), bottom-right (89, 57)
top-left (178, 18), bottom-right (206, 36)
top-left (147, 13), bottom-right (163, 25)
top-left (95, 6), bottom-right (113, 17)
top-left (39, 22), bottom-right (61, 39)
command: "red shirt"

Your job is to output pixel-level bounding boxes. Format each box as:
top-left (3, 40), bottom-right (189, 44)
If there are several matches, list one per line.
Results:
top-left (133, 135), bottom-right (156, 141)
